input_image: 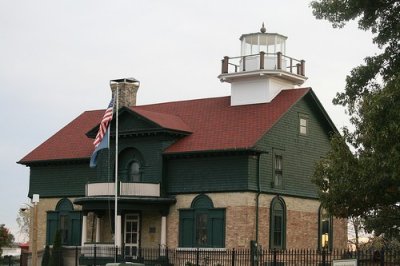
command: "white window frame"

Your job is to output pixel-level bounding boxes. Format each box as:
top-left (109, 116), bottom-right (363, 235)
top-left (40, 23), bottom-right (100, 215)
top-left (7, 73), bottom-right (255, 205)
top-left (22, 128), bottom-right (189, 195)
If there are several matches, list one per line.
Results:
top-left (299, 114), bottom-right (309, 136)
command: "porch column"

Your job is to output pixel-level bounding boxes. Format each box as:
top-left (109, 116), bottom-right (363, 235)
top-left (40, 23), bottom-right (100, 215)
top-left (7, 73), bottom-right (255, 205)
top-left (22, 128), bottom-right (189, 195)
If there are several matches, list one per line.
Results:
top-left (95, 216), bottom-right (101, 242)
top-left (160, 215), bottom-right (167, 256)
top-left (81, 214), bottom-right (87, 246)
top-left (116, 215), bottom-right (122, 247)
top-left (160, 215), bottom-right (167, 249)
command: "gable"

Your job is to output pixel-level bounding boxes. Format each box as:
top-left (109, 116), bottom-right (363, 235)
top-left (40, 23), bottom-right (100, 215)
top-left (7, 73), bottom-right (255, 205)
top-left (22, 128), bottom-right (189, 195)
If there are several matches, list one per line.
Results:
top-left (120, 108), bottom-right (192, 135)
top-left (255, 92), bottom-right (337, 198)
top-left (119, 109), bottom-right (165, 132)
top-left (86, 107), bottom-right (192, 138)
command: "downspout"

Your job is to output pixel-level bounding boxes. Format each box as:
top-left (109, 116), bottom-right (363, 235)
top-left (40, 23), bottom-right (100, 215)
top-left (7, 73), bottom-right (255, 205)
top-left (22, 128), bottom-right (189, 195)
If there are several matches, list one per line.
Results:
top-left (255, 152), bottom-right (262, 244)
top-left (255, 151), bottom-right (268, 244)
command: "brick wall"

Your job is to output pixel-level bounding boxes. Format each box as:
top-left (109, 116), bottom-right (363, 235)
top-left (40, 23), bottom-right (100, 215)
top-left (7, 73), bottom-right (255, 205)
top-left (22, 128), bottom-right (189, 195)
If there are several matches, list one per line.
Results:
top-left (167, 192), bottom-right (347, 249)
top-left (33, 194), bottom-right (347, 251)
top-left (141, 210), bottom-right (161, 248)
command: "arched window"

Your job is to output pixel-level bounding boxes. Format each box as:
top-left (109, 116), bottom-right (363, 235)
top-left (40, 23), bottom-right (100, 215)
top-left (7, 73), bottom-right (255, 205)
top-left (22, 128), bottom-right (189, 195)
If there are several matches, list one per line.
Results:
top-left (46, 198), bottom-right (81, 246)
top-left (119, 148), bottom-right (144, 182)
top-left (128, 160), bottom-right (141, 182)
top-left (179, 194), bottom-right (225, 248)
top-left (318, 206), bottom-right (333, 250)
top-left (270, 196), bottom-right (286, 250)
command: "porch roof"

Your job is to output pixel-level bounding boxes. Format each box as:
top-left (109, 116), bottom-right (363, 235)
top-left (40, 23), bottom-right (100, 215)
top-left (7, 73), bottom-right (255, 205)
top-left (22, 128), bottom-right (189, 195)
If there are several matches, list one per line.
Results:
top-left (74, 196), bottom-right (176, 212)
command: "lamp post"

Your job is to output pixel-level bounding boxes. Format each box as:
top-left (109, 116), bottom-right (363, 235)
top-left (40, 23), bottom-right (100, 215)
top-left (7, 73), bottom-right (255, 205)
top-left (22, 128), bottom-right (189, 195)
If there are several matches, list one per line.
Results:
top-left (31, 194), bottom-right (39, 266)
top-left (21, 194), bottom-right (40, 266)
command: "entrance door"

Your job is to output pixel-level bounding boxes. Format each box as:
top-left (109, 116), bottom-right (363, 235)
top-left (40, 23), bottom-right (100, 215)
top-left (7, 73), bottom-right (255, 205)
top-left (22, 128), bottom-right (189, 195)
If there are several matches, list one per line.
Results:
top-left (124, 214), bottom-right (140, 258)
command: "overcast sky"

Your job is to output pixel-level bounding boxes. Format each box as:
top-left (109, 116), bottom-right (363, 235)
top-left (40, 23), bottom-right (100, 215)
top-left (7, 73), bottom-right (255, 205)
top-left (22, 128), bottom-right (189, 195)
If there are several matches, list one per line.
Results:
top-left (0, 0), bottom-right (379, 241)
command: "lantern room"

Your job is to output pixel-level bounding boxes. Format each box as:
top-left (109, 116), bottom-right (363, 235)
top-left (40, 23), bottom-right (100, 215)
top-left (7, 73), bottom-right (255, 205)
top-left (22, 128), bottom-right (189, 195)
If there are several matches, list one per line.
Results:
top-left (218, 24), bottom-right (308, 106)
top-left (240, 26), bottom-right (287, 56)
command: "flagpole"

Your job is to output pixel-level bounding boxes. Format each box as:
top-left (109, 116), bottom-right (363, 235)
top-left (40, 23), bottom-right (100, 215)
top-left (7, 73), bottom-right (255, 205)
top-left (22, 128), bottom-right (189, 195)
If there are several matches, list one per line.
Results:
top-left (114, 83), bottom-right (119, 256)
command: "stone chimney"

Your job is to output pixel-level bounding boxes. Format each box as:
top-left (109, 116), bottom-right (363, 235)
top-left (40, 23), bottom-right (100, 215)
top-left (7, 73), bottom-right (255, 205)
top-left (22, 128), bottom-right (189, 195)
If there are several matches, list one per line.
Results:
top-left (110, 78), bottom-right (140, 107)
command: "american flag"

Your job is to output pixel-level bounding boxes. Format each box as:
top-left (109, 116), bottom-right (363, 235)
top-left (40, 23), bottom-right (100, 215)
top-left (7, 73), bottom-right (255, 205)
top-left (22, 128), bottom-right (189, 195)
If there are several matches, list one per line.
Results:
top-left (93, 97), bottom-right (115, 147)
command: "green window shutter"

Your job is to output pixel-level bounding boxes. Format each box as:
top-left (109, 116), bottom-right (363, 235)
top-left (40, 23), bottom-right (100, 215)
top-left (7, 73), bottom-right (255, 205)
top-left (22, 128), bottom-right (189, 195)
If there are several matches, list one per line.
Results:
top-left (179, 209), bottom-right (194, 247)
top-left (69, 211), bottom-right (82, 246)
top-left (209, 209), bottom-right (225, 247)
top-left (46, 211), bottom-right (59, 245)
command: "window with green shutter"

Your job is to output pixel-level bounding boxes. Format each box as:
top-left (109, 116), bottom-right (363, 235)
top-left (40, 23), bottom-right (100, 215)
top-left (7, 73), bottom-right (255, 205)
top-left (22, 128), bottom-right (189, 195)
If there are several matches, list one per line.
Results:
top-left (46, 198), bottom-right (82, 246)
top-left (179, 194), bottom-right (225, 248)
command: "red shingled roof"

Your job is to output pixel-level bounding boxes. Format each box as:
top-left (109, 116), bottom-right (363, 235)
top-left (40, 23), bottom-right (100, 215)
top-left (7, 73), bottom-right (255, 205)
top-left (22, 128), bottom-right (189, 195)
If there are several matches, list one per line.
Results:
top-left (132, 109), bottom-right (192, 133)
top-left (19, 88), bottom-right (310, 164)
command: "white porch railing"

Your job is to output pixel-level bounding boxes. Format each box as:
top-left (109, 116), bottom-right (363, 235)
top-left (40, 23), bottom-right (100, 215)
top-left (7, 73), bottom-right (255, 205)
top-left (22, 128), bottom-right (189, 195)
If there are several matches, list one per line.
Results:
top-left (86, 182), bottom-right (160, 197)
top-left (120, 182), bottom-right (160, 197)
top-left (86, 182), bottom-right (114, 196)
top-left (81, 243), bottom-right (121, 257)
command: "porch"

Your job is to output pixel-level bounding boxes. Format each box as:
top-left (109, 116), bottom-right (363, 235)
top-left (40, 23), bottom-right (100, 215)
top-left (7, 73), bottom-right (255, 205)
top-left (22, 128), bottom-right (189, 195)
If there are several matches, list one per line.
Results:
top-left (74, 182), bottom-right (176, 264)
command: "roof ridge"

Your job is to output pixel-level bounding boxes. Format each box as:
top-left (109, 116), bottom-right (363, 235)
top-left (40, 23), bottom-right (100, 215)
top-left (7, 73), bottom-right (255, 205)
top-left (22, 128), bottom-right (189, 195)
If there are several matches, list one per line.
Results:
top-left (134, 95), bottom-right (230, 108)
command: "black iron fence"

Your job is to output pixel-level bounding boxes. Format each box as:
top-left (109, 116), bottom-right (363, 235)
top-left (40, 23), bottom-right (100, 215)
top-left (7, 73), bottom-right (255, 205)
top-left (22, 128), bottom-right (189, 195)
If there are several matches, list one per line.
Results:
top-left (0, 255), bottom-right (19, 266)
top-left (16, 246), bottom-right (400, 266)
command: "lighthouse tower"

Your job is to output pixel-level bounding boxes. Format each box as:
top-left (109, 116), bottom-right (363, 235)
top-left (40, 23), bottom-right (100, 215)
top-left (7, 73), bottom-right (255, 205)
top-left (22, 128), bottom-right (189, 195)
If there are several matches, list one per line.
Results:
top-left (218, 24), bottom-right (307, 106)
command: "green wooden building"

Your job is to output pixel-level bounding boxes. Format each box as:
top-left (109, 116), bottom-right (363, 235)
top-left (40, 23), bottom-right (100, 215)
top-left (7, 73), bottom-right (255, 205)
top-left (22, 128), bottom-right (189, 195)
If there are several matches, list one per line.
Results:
top-left (18, 26), bottom-right (347, 263)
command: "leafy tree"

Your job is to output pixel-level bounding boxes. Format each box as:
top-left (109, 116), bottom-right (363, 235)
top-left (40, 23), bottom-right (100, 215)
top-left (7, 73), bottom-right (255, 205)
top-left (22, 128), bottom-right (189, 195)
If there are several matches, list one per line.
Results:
top-left (16, 208), bottom-right (30, 242)
top-left (348, 217), bottom-right (366, 250)
top-left (359, 235), bottom-right (400, 251)
top-left (311, 0), bottom-right (400, 240)
top-left (0, 224), bottom-right (15, 257)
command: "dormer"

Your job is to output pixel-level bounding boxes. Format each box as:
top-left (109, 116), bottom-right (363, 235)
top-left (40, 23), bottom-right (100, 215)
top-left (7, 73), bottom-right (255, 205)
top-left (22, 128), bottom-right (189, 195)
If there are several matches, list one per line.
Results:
top-left (218, 24), bottom-right (308, 106)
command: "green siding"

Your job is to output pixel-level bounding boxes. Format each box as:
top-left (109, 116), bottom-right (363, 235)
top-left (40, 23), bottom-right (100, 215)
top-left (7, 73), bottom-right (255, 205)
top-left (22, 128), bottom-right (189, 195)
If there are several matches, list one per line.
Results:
top-left (166, 155), bottom-right (252, 193)
top-left (29, 162), bottom-right (94, 197)
top-left (256, 94), bottom-right (333, 198)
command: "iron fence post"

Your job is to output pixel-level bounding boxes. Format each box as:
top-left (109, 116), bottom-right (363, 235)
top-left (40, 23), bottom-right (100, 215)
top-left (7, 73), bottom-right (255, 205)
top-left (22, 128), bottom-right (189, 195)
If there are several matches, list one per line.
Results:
top-left (231, 248), bottom-right (235, 266)
top-left (380, 248), bottom-right (385, 266)
top-left (273, 249), bottom-right (277, 266)
top-left (196, 248), bottom-right (200, 266)
top-left (322, 249), bottom-right (326, 266)
top-left (75, 246), bottom-right (78, 266)
top-left (94, 244), bottom-right (97, 266)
